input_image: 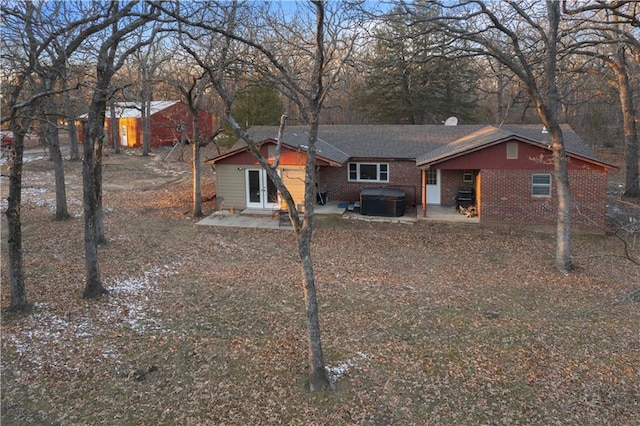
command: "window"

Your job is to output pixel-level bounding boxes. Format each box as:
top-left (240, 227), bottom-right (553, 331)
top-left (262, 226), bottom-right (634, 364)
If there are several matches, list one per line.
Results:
top-left (463, 170), bottom-right (474, 183)
top-left (426, 169), bottom-right (437, 185)
top-left (267, 145), bottom-right (276, 160)
top-left (532, 173), bottom-right (551, 197)
top-left (506, 142), bottom-right (518, 159)
top-left (348, 163), bottom-right (389, 182)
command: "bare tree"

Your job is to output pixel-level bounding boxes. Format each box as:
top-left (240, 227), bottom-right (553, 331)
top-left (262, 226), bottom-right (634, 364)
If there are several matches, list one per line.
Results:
top-left (0, 0), bottom-right (141, 311)
top-left (177, 72), bottom-right (219, 217)
top-left (130, 31), bottom-right (169, 156)
top-left (168, 0), bottom-right (363, 390)
top-left (44, 104), bottom-right (70, 220)
top-left (564, 1), bottom-right (639, 198)
top-left (61, 63), bottom-right (83, 161)
top-left (25, 1), bottom-right (114, 221)
top-left (82, 1), bottom-right (160, 298)
top-left (404, 1), bottom-right (576, 272)
top-left (164, 30), bottom-right (228, 217)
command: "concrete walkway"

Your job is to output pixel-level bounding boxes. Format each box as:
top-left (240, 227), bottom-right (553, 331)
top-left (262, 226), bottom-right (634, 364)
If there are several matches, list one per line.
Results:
top-left (197, 202), bottom-right (478, 229)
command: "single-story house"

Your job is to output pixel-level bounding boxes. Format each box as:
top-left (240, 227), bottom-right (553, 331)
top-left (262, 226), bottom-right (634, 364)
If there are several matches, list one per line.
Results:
top-left (80, 100), bottom-right (216, 148)
top-left (206, 124), bottom-right (615, 230)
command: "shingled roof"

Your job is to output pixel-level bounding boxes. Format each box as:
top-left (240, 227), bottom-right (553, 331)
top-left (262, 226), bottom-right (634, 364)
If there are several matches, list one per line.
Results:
top-left (215, 124), bottom-right (608, 168)
top-left (242, 126), bottom-right (351, 164)
top-left (228, 124), bottom-right (488, 163)
top-left (416, 124), bottom-right (604, 167)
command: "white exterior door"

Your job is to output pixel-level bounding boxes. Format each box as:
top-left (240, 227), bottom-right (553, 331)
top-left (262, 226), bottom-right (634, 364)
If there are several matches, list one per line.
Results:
top-left (120, 125), bottom-right (128, 146)
top-left (245, 169), bottom-right (279, 209)
top-left (426, 169), bottom-right (441, 204)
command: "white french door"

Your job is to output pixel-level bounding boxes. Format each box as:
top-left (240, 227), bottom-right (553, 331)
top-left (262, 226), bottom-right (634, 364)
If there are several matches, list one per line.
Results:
top-left (245, 169), bottom-right (279, 209)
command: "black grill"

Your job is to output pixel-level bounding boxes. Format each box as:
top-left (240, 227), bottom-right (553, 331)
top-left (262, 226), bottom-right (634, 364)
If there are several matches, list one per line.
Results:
top-left (455, 188), bottom-right (475, 209)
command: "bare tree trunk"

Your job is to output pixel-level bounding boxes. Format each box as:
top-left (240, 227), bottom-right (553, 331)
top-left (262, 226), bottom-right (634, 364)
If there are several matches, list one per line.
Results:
top-left (95, 132), bottom-right (106, 245)
top-left (110, 102), bottom-right (120, 154)
top-left (48, 130), bottom-right (70, 220)
top-left (300, 3), bottom-right (329, 389)
top-left (549, 124), bottom-right (574, 272)
top-left (298, 122), bottom-right (327, 391)
top-left (179, 0), bottom-right (333, 391)
top-left (614, 51), bottom-right (640, 198)
top-left (6, 128), bottom-right (28, 311)
top-left (142, 98), bottom-right (151, 156)
top-left (545, 2), bottom-right (573, 273)
top-left (82, 122), bottom-right (107, 298)
top-left (179, 124), bottom-right (187, 162)
top-left (44, 97), bottom-right (70, 220)
top-left (191, 113), bottom-right (203, 217)
top-left (298, 227), bottom-right (327, 391)
top-left (562, 0), bottom-right (640, 198)
top-left (192, 140), bottom-right (202, 217)
top-left (36, 106), bottom-right (48, 159)
top-left (79, 1), bottom-right (157, 297)
top-left (81, 67), bottom-right (109, 296)
top-left (64, 88), bottom-right (81, 161)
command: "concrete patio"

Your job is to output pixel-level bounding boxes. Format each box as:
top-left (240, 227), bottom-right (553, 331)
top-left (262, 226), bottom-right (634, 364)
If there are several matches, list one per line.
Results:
top-left (419, 204), bottom-right (480, 224)
top-left (197, 202), bottom-right (478, 229)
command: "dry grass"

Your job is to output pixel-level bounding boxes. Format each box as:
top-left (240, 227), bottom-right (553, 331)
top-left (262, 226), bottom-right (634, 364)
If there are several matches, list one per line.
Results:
top-left (1, 147), bottom-right (639, 425)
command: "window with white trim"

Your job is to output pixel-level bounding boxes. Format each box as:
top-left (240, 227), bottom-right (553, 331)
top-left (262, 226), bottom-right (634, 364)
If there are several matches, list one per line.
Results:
top-left (348, 163), bottom-right (389, 182)
top-left (531, 173), bottom-right (551, 197)
top-left (426, 169), bottom-right (437, 185)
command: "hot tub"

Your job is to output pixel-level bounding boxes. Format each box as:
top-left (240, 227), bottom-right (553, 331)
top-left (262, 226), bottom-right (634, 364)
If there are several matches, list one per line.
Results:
top-left (360, 188), bottom-right (406, 217)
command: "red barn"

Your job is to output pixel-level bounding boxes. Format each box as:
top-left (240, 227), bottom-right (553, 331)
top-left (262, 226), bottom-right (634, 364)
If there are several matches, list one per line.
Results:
top-left (80, 100), bottom-right (216, 148)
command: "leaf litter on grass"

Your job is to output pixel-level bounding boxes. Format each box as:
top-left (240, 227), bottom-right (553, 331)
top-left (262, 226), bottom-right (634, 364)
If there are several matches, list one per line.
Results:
top-left (2, 264), bottom-right (179, 382)
top-left (2, 148), bottom-right (639, 424)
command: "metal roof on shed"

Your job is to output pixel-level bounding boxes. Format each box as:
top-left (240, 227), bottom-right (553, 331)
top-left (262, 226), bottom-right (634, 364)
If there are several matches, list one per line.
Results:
top-left (113, 101), bottom-right (180, 118)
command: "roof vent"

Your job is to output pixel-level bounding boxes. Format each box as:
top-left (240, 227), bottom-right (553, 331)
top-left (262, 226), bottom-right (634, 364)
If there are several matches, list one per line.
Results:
top-left (444, 117), bottom-right (458, 126)
top-left (542, 126), bottom-right (548, 134)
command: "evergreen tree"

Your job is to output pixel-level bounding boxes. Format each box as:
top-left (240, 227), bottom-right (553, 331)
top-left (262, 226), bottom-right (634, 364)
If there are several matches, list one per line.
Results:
top-left (232, 84), bottom-right (284, 129)
top-left (355, 6), bottom-right (481, 124)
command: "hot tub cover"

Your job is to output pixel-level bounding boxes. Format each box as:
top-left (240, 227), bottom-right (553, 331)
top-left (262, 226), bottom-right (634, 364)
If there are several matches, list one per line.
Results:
top-left (360, 187), bottom-right (406, 217)
top-left (360, 187), bottom-right (405, 199)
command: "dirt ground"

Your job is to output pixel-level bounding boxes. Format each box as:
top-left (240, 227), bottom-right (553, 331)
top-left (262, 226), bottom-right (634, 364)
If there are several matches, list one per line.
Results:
top-left (1, 143), bottom-right (639, 424)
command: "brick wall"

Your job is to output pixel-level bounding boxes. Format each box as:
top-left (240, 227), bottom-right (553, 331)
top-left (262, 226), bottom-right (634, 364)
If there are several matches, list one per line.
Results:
top-left (319, 161), bottom-right (421, 206)
top-left (479, 168), bottom-right (608, 231)
top-left (441, 170), bottom-right (475, 206)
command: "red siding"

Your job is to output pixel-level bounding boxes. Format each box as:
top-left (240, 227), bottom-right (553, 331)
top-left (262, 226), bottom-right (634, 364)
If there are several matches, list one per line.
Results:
top-left (148, 103), bottom-right (216, 147)
top-left (99, 102), bottom-right (216, 148)
top-left (434, 141), bottom-right (605, 172)
top-left (214, 143), bottom-right (332, 167)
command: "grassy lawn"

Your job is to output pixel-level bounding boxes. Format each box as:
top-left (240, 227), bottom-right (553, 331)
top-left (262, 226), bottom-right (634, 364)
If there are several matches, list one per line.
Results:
top-left (1, 149), bottom-right (639, 424)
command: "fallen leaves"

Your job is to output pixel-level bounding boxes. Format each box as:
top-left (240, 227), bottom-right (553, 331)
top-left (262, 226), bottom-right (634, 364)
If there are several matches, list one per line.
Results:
top-left (1, 147), bottom-right (639, 424)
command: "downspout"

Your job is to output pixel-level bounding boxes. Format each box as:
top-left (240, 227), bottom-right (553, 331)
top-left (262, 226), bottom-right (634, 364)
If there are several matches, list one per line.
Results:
top-left (421, 168), bottom-right (427, 218)
top-left (475, 170), bottom-right (481, 221)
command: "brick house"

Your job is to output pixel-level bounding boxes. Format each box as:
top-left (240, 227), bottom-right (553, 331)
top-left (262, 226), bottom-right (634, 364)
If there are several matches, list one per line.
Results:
top-left (207, 124), bottom-right (615, 229)
top-left (416, 125), bottom-right (614, 230)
